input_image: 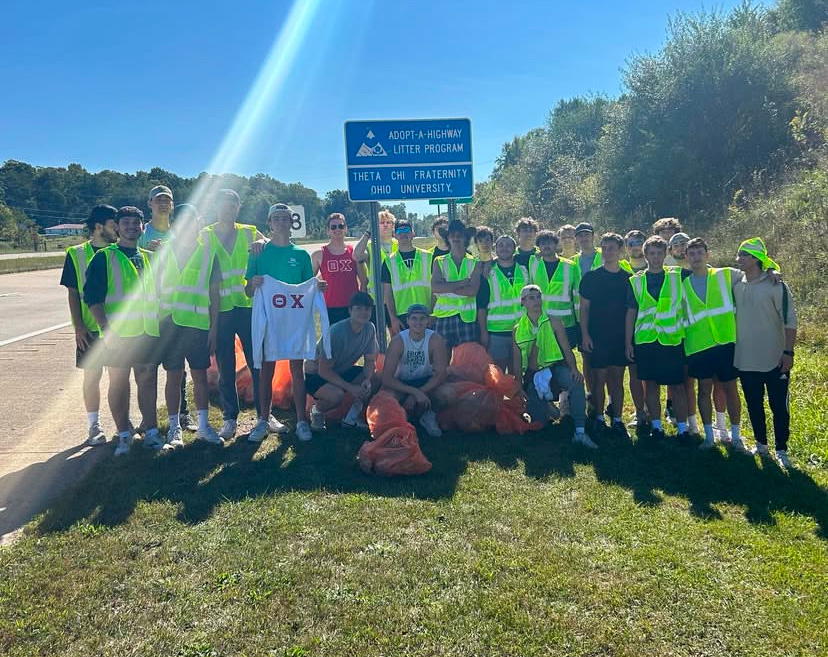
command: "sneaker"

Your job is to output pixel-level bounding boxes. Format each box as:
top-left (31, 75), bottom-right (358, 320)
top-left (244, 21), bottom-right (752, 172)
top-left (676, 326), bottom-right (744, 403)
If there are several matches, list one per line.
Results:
top-left (179, 413), bottom-right (197, 432)
top-left (296, 420), bottom-right (313, 442)
top-left (676, 431), bottom-right (692, 445)
top-left (143, 430), bottom-right (164, 451)
top-left (751, 443), bottom-right (771, 458)
top-left (419, 410), bottom-right (443, 437)
top-left (162, 426), bottom-right (184, 451)
top-left (611, 420), bottom-right (630, 439)
top-left (196, 425), bottom-right (225, 445)
top-left (114, 435), bottom-right (132, 456)
top-left (341, 401), bottom-right (363, 427)
top-left (775, 450), bottom-right (793, 468)
top-left (341, 415), bottom-right (369, 431)
top-left (627, 414), bottom-right (647, 428)
top-left (730, 438), bottom-right (751, 454)
top-left (86, 422), bottom-right (107, 446)
top-left (548, 402), bottom-right (561, 421)
top-left (698, 437), bottom-right (716, 451)
top-left (267, 414), bottom-right (289, 435)
top-left (558, 391), bottom-right (570, 417)
top-left (310, 405), bottom-right (327, 431)
top-left (665, 404), bottom-right (677, 427)
top-left (218, 420), bottom-right (237, 440)
top-left (573, 431), bottom-right (598, 449)
top-left (650, 428), bottom-right (666, 440)
top-left (248, 418), bottom-right (269, 443)
top-left (713, 423), bottom-right (731, 444)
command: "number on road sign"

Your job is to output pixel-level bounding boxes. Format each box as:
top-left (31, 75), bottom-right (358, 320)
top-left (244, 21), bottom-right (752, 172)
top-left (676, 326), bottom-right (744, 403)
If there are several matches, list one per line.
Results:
top-left (289, 206), bottom-right (306, 238)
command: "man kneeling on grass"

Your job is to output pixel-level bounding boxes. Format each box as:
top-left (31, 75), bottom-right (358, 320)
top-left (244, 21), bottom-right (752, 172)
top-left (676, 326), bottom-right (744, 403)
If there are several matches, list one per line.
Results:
top-left (513, 285), bottom-right (596, 448)
top-left (305, 292), bottom-right (379, 432)
top-left (381, 303), bottom-right (449, 437)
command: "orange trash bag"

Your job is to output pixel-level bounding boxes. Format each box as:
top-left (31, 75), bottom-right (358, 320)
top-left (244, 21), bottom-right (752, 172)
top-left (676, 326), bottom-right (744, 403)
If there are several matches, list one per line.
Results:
top-left (270, 360), bottom-right (294, 409)
top-left (357, 422), bottom-right (432, 476)
top-left (436, 381), bottom-right (501, 432)
top-left (485, 365), bottom-right (522, 398)
top-left (305, 392), bottom-right (355, 422)
top-left (447, 342), bottom-right (492, 383)
top-left (496, 395), bottom-right (541, 434)
top-left (366, 390), bottom-right (409, 437)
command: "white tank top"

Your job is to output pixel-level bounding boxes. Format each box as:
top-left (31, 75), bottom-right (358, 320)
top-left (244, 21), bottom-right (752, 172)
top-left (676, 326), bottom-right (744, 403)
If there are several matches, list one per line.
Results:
top-left (395, 329), bottom-right (434, 381)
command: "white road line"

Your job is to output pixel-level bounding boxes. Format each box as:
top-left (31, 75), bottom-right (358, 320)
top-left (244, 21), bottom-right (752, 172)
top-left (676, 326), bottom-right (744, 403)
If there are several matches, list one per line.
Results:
top-left (0, 322), bottom-right (72, 348)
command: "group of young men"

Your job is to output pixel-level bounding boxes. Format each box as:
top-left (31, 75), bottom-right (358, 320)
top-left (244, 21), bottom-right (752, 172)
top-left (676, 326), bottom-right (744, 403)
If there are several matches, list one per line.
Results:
top-left (62, 193), bottom-right (798, 467)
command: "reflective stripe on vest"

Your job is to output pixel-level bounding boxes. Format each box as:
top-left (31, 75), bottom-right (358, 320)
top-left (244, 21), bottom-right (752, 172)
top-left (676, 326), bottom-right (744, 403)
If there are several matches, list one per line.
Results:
top-left (631, 269), bottom-right (684, 346)
top-left (103, 246), bottom-right (159, 338)
top-left (365, 239), bottom-right (399, 295)
top-left (486, 264), bottom-right (527, 331)
top-left (204, 224), bottom-right (255, 311)
top-left (514, 312), bottom-right (563, 372)
top-left (432, 254), bottom-right (477, 322)
top-left (528, 256), bottom-right (578, 327)
top-left (388, 249), bottom-right (431, 314)
top-left (682, 268), bottom-right (736, 355)
top-left (67, 241), bottom-right (99, 332)
top-left (159, 245), bottom-right (214, 330)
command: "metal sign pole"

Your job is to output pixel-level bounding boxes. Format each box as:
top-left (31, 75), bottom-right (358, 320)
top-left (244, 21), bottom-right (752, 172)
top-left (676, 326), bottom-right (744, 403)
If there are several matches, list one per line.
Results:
top-left (369, 201), bottom-right (387, 352)
top-left (447, 199), bottom-right (457, 223)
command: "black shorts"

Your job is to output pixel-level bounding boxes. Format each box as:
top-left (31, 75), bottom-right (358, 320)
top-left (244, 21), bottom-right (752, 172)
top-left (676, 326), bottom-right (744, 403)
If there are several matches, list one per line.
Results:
top-left (634, 341), bottom-right (686, 385)
top-left (686, 343), bottom-right (737, 382)
top-left (159, 317), bottom-right (210, 371)
top-left (305, 365), bottom-right (363, 396)
top-left (589, 332), bottom-right (630, 369)
top-left (327, 306), bottom-right (350, 325)
top-left (102, 333), bottom-right (160, 369)
top-left (565, 323), bottom-right (581, 350)
top-left (400, 376), bottom-right (431, 389)
top-left (76, 331), bottom-right (101, 369)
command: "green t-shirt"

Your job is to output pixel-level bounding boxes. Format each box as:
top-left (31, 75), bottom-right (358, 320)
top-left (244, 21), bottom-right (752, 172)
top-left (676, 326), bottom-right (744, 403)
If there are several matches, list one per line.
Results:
top-left (246, 242), bottom-right (313, 284)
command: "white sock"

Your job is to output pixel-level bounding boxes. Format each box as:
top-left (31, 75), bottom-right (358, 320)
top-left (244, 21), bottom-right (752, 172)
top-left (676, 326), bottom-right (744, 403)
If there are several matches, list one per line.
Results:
top-left (704, 424), bottom-right (714, 440)
top-left (688, 415), bottom-right (700, 432)
top-left (677, 421), bottom-right (687, 433)
top-left (652, 419), bottom-right (663, 430)
top-left (731, 424), bottom-right (741, 441)
top-left (715, 411), bottom-right (726, 428)
top-left (197, 409), bottom-right (209, 430)
top-left (168, 414), bottom-right (180, 430)
top-left (87, 412), bottom-right (99, 428)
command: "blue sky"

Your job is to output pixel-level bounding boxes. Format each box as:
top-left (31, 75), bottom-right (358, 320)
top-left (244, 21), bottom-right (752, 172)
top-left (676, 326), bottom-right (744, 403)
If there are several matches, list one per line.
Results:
top-left (1, 0), bottom-right (754, 215)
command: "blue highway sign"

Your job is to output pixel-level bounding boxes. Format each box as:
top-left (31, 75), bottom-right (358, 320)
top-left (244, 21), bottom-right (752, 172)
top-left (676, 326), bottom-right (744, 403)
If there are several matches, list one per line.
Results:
top-left (344, 118), bottom-right (473, 202)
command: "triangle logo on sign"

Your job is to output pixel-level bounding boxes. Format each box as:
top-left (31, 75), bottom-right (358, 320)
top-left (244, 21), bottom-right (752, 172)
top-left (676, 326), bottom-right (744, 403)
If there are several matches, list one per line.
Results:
top-left (356, 129), bottom-right (387, 157)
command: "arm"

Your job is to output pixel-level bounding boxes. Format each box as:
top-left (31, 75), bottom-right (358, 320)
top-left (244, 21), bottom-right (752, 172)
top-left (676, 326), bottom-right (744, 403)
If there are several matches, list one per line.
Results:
top-left (430, 259), bottom-right (471, 294)
top-left (550, 318), bottom-right (583, 383)
top-left (352, 231), bottom-right (371, 263)
top-left (625, 308), bottom-right (637, 362)
top-left (67, 288), bottom-right (91, 350)
top-left (317, 357), bottom-right (364, 398)
top-left (384, 283), bottom-right (402, 335)
top-left (89, 304), bottom-right (108, 333)
top-left (580, 298), bottom-right (593, 352)
top-left (512, 329), bottom-right (523, 382)
top-left (311, 249), bottom-right (323, 277)
top-left (357, 261), bottom-right (368, 291)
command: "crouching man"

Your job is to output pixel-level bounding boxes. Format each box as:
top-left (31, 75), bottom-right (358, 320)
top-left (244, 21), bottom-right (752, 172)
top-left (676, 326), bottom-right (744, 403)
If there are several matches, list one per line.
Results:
top-left (513, 285), bottom-right (596, 448)
top-left (381, 303), bottom-right (449, 437)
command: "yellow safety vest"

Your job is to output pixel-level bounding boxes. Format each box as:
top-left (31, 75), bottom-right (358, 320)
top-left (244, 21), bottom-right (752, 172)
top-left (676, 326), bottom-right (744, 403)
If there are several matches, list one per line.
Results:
top-left (365, 239), bottom-right (399, 296)
top-left (682, 268), bottom-right (736, 356)
top-left (100, 245), bottom-right (159, 338)
top-left (631, 269), bottom-right (684, 346)
top-left (528, 255), bottom-right (579, 328)
top-left (66, 241), bottom-right (99, 332)
top-left (432, 254), bottom-right (477, 323)
top-left (159, 245), bottom-right (215, 330)
top-left (485, 263), bottom-right (528, 332)
top-left (387, 248), bottom-right (431, 315)
top-left (514, 312), bottom-right (563, 372)
top-left (202, 223), bottom-right (255, 312)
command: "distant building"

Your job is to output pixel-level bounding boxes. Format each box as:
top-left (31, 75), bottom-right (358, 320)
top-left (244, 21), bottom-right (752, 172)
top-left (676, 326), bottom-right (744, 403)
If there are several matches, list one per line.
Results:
top-left (43, 223), bottom-right (85, 236)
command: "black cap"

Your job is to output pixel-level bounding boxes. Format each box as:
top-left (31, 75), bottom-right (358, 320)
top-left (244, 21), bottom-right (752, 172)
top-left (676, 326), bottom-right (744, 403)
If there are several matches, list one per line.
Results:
top-left (574, 222), bottom-right (594, 235)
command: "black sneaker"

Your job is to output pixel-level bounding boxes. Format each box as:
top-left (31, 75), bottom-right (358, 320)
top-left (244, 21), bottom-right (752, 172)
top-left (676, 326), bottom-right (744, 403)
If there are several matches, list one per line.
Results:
top-left (611, 420), bottom-right (630, 439)
top-left (676, 431), bottom-right (692, 445)
top-left (650, 428), bottom-right (666, 440)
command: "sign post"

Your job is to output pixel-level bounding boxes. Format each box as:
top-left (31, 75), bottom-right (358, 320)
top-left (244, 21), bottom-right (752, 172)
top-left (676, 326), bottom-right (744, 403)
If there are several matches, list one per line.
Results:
top-left (368, 201), bottom-right (386, 351)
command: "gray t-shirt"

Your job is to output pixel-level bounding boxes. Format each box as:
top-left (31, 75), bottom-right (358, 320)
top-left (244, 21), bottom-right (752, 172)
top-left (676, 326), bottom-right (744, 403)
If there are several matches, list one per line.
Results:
top-left (307, 319), bottom-right (378, 375)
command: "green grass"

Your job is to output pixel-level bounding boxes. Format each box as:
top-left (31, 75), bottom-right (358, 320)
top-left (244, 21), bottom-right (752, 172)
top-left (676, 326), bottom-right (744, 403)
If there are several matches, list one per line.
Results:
top-left (1, 350), bottom-right (827, 656)
top-left (0, 254), bottom-right (65, 274)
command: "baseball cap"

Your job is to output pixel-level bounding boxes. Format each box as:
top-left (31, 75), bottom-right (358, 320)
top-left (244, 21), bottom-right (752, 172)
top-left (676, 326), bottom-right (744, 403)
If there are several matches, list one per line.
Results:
top-left (268, 203), bottom-right (291, 218)
top-left (520, 284), bottom-right (542, 301)
top-left (406, 303), bottom-right (430, 317)
top-left (217, 189), bottom-right (241, 204)
top-left (574, 222), bottom-right (594, 235)
top-left (148, 185), bottom-right (173, 201)
top-left (668, 232), bottom-right (690, 246)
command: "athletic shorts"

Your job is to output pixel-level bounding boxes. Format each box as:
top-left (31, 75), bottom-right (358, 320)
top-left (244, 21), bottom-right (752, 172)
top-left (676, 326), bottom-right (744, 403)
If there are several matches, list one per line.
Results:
top-left (305, 364), bottom-right (363, 396)
top-left (433, 314), bottom-right (479, 350)
top-left (400, 376), bottom-right (431, 389)
top-left (589, 332), bottom-right (630, 369)
top-left (158, 317), bottom-right (210, 371)
top-left (565, 323), bottom-right (581, 350)
top-left (327, 306), bottom-right (350, 325)
top-left (102, 333), bottom-right (160, 369)
top-left (634, 341), bottom-right (686, 385)
top-left (686, 342), bottom-right (737, 382)
top-left (487, 332), bottom-right (513, 365)
top-left (76, 331), bottom-right (101, 369)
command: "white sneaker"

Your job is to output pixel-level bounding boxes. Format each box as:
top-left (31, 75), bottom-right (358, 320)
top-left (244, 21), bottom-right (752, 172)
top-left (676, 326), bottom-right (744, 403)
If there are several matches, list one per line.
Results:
top-left (267, 414), bottom-right (289, 434)
top-left (296, 420), bottom-right (313, 442)
top-left (218, 420), bottom-right (237, 440)
top-left (573, 431), bottom-right (598, 449)
top-left (179, 413), bottom-right (197, 431)
top-left (419, 410), bottom-right (443, 437)
top-left (730, 438), bottom-right (751, 454)
top-left (698, 437), bottom-right (716, 451)
top-left (143, 430), bottom-right (164, 451)
top-left (775, 450), bottom-right (793, 468)
top-left (196, 425), bottom-right (225, 445)
top-left (752, 443), bottom-right (771, 458)
top-left (558, 391), bottom-right (570, 417)
top-left (713, 423), bottom-right (731, 444)
top-left (114, 435), bottom-right (132, 456)
top-left (248, 418), bottom-right (269, 443)
top-left (310, 405), bottom-right (327, 431)
top-left (341, 401), bottom-right (363, 427)
top-left (86, 422), bottom-right (107, 446)
top-left (162, 426), bottom-right (184, 451)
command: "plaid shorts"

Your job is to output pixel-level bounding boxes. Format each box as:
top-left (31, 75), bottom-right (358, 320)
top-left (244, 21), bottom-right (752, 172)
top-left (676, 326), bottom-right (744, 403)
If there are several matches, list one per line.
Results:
top-left (433, 314), bottom-right (479, 349)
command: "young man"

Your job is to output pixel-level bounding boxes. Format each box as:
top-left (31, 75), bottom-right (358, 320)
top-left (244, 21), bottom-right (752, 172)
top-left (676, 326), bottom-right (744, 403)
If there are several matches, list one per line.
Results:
top-left (382, 217), bottom-right (432, 335)
top-left (474, 225), bottom-right (495, 275)
top-left (558, 224), bottom-right (578, 260)
top-left (156, 204), bottom-right (224, 449)
top-left (431, 219), bottom-right (483, 350)
top-left (60, 204), bottom-right (118, 445)
top-left (382, 303), bottom-right (449, 437)
top-left (311, 212), bottom-right (360, 325)
top-left (202, 189), bottom-right (270, 440)
top-left (353, 208), bottom-right (398, 300)
top-left (734, 238), bottom-right (797, 467)
top-left (430, 216), bottom-right (450, 262)
top-left (477, 235), bottom-right (529, 372)
top-left (621, 230), bottom-right (647, 273)
top-left (682, 238), bottom-right (745, 451)
top-left (138, 185), bottom-right (174, 251)
top-left (514, 217), bottom-right (540, 268)
top-left (651, 217), bottom-right (683, 242)
top-left (246, 203), bottom-right (321, 443)
top-left (513, 285), bottom-right (595, 448)
top-left (625, 236), bottom-right (689, 439)
top-left (579, 233), bottom-right (631, 437)
top-left (574, 222), bottom-right (602, 279)
top-left (84, 207), bottom-right (161, 456)
top-left (305, 292), bottom-right (378, 432)
top-left (665, 232), bottom-right (690, 268)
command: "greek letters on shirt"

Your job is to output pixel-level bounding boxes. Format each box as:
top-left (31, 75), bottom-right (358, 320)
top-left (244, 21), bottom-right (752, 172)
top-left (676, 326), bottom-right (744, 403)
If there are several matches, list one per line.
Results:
top-left (271, 293), bottom-right (305, 309)
top-left (325, 258), bottom-right (354, 273)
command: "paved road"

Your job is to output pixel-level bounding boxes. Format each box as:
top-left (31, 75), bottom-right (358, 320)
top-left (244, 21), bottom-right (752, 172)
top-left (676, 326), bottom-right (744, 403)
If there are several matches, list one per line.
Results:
top-left (0, 251), bottom-right (66, 260)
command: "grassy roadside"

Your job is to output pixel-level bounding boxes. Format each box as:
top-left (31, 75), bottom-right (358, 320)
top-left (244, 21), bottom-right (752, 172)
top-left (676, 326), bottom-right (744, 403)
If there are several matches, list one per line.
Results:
top-left (0, 255), bottom-right (65, 275)
top-left (1, 346), bottom-right (826, 656)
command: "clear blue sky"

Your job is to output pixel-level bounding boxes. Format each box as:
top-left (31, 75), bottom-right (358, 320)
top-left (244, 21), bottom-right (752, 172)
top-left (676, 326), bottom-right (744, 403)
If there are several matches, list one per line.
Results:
top-left (1, 0), bottom-right (754, 215)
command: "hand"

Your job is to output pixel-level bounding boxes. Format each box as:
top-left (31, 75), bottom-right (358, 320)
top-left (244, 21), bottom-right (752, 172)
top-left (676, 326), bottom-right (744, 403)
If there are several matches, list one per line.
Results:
top-left (148, 239), bottom-right (162, 252)
top-left (316, 279), bottom-right (328, 293)
top-left (250, 239), bottom-right (267, 255)
top-left (251, 275), bottom-right (264, 288)
top-left (390, 316), bottom-right (402, 335)
top-left (413, 389), bottom-right (431, 409)
top-left (779, 353), bottom-right (793, 373)
top-left (570, 367), bottom-right (584, 384)
top-left (625, 342), bottom-right (635, 362)
top-left (75, 327), bottom-right (91, 351)
top-left (581, 334), bottom-right (593, 353)
top-left (207, 328), bottom-right (217, 355)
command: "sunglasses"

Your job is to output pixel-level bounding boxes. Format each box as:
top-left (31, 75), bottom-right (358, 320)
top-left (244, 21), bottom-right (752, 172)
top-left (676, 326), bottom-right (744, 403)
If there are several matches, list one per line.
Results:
top-left (329, 223), bottom-right (346, 230)
top-left (395, 226), bottom-right (412, 234)
top-left (627, 240), bottom-right (644, 247)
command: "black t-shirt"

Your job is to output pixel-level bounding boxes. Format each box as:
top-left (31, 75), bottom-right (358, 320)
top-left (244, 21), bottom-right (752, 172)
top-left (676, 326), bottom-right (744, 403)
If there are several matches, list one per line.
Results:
top-left (431, 246), bottom-right (450, 263)
top-left (514, 248), bottom-right (538, 268)
top-left (84, 245), bottom-right (145, 307)
top-left (544, 259), bottom-right (559, 279)
top-left (381, 249), bottom-right (418, 284)
top-left (60, 244), bottom-right (105, 290)
top-left (579, 267), bottom-right (632, 341)
top-left (625, 271), bottom-right (666, 311)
